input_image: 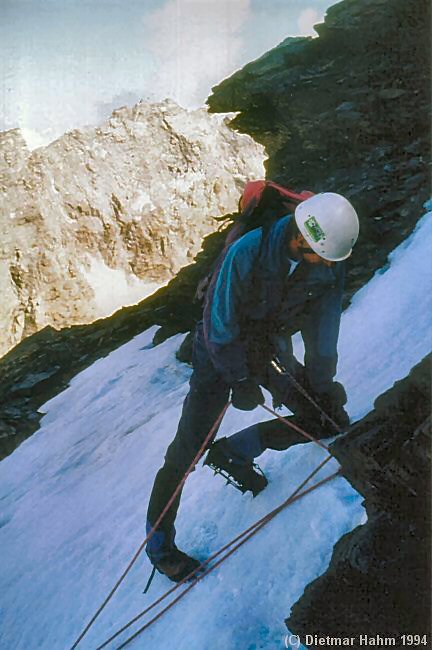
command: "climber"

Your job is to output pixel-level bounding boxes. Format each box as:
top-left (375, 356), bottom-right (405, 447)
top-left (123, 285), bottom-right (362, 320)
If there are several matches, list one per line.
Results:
top-left (145, 188), bottom-right (360, 583)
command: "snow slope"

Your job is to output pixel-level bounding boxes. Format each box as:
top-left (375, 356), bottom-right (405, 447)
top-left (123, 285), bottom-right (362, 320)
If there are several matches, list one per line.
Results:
top-left (0, 206), bottom-right (431, 650)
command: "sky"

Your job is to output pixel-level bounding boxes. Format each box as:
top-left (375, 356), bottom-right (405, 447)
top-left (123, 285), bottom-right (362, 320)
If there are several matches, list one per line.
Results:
top-left (0, 0), bottom-right (333, 148)
top-left (0, 202), bottom-right (430, 649)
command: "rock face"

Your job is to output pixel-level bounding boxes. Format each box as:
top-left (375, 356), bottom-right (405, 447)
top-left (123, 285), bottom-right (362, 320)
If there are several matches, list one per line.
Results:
top-left (207, 0), bottom-right (430, 299)
top-left (287, 356), bottom-right (431, 645)
top-left (0, 99), bottom-right (265, 357)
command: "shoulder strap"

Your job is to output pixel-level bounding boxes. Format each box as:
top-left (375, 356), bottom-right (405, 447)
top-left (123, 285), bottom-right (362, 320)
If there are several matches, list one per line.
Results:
top-left (240, 180), bottom-right (314, 213)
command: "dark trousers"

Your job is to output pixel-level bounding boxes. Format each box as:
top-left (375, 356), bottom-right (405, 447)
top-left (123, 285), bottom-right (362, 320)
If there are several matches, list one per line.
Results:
top-left (146, 324), bottom-right (323, 559)
top-left (146, 324), bottom-right (229, 557)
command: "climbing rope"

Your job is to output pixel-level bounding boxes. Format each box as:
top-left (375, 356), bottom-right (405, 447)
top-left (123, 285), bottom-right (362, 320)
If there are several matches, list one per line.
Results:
top-left (270, 357), bottom-right (341, 433)
top-left (69, 400), bottom-right (231, 650)
top-left (96, 458), bottom-right (339, 649)
top-left (95, 399), bottom-right (342, 648)
top-left (261, 402), bottom-right (332, 451)
top-left (71, 368), bottom-right (344, 649)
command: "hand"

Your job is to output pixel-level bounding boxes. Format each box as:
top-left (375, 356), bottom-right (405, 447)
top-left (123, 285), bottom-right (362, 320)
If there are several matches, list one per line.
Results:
top-left (316, 382), bottom-right (349, 429)
top-left (326, 403), bottom-right (350, 429)
top-left (231, 378), bottom-right (265, 411)
top-left (324, 381), bottom-right (348, 406)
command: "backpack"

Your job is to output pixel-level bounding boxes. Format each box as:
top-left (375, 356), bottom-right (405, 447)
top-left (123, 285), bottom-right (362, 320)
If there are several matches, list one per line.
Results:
top-left (195, 180), bottom-right (314, 303)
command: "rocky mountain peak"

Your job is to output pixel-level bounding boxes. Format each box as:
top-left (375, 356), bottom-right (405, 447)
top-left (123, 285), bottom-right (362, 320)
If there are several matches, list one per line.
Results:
top-left (0, 128), bottom-right (30, 172)
top-left (0, 99), bottom-right (265, 357)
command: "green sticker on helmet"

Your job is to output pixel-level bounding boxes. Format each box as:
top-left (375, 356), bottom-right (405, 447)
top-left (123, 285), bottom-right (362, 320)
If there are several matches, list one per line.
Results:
top-left (304, 216), bottom-right (325, 242)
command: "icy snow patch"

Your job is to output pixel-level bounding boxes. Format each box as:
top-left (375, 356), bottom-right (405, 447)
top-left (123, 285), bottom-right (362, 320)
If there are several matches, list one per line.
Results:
top-left (0, 327), bottom-right (362, 650)
top-left (81, 256), bottom-right (162, 316)
top-left (338, 207), bottom-right (432, 421)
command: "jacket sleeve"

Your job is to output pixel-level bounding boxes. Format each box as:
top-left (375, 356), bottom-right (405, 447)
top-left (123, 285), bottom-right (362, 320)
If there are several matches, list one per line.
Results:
top-left (205, 233), bottom-right (259, 384)
top-left (301, 262), bottom-right (345, 395)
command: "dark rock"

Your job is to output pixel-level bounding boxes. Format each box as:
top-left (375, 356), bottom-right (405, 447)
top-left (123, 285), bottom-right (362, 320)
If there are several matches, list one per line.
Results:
top-left (11, 368), bottom-right (61, 393)
top-left (403, 173), bottom-right (427, 191)
top-left (207, 0), bottom-right (430, 301)
top-left (287, 356), bottom-right (431, 645)
top-left (378, 88), bottom-right (408, 100)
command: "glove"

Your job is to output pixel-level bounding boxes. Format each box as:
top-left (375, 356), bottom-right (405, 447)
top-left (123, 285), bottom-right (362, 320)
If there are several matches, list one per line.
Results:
top-left (316, 382), bottom-right (349, 430)
top-left (325, 402), bottom-right (350, 430)
top-left (231, 378), bottom-right (265, 411)
top-left (324, 381), bottom-right (347, 407)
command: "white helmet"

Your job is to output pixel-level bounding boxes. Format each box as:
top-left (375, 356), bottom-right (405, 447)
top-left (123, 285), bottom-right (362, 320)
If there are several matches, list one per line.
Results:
top-left (294, 192), bottom-right (360, 261)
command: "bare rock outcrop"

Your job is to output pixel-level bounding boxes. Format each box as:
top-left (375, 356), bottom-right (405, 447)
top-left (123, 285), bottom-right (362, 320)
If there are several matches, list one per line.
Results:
top-left (287, 355), bottom-right (431, 646)
top-left (207, 0), bottom-right (430, 299)
top-left (0, 99), bottom-right (265, 356)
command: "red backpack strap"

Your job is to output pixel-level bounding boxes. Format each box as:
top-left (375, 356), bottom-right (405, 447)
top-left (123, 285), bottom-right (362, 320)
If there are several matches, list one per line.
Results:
top-left (265, 180), bottom-right (314, 203)
top-left (239, 180), bottom-right (267, 212)
top-left (239, 180), bottom-right (314, 212)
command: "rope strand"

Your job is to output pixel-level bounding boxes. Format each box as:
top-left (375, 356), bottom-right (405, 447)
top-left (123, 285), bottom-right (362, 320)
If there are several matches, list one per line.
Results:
top-left (96, 455), bottom-right (336, 649)
top-left (271, 358), bottom-right (341, 432)
top-left (69, 401), bottom-right (230, 649)
top-left (72, 367), bottom-right (344, 648)
top-left (261, 403), bottom-right (333, 453)
top-left (114, 468), bottom-right (340, 650)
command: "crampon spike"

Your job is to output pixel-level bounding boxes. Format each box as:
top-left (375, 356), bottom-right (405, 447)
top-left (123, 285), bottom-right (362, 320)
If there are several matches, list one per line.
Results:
top-left (207, 463), bottom-right (248, 493)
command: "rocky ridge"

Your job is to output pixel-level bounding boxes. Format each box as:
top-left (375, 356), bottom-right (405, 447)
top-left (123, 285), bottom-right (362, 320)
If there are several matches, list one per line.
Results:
top-left (207, 0), bottom-right (430, 298)
top-left (0, 100), bottom-right (265, 357)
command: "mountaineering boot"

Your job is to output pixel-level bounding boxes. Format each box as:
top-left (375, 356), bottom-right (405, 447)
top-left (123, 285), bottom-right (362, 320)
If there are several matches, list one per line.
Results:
top-left (288, 408), bottom-right (348, 438)
top-left (288, 381), bottom-right (350, 436)
top-left (152, 547), bottom-right (204, 583)
top-left (204, 437), bottom-right (268, 496)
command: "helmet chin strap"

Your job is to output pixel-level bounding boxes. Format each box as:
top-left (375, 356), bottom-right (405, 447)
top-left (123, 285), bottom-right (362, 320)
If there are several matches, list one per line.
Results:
top-left (297, 245), bottom-right (335, 266)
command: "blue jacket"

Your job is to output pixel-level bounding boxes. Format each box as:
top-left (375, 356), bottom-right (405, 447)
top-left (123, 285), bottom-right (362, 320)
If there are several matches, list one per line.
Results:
top-left (203, 216), bottom-right (345, 394)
